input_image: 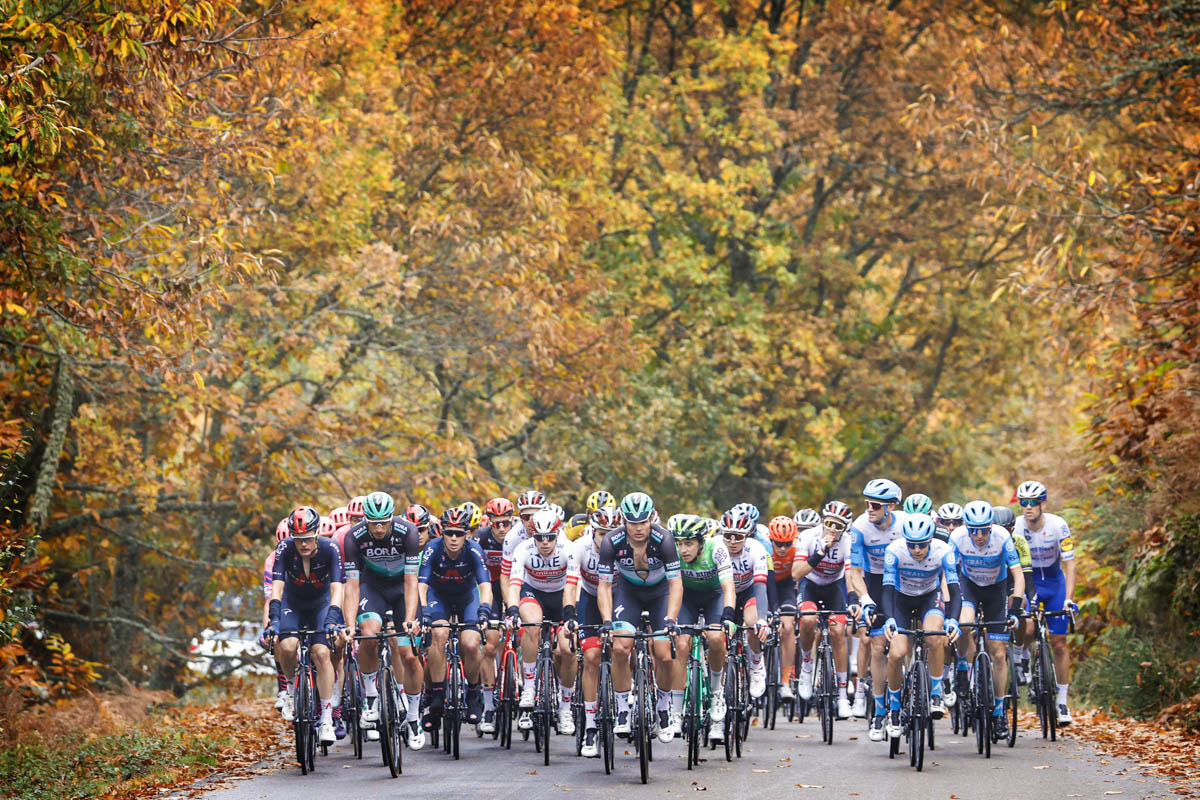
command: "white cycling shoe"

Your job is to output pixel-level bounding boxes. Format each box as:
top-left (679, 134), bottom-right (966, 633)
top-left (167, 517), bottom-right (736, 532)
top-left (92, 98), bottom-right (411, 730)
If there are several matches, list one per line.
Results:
top-left (581, 728), bottom-right (600, 758)
top-left (868, 715), bottom-right (886, 742)
top-left (280, 695), bottom-right (295, 722)
top-left (519, 681), bottom-right (536, 709)
top-left (557, 706), bottom-right (575, 735)
top-left (836, 696), bottom-right (852, 719)
top-left (851, 693), bottom-right (868, 718)
top-left (944, 688), bottom-right (957, 708)
top-left (614, 710), bottom-right (631, 735)
top-left (361, 695), bottom-right (380, 723)
top-left (798, 668), bottom-right (815, 701)
top-left (779, 682), bottom-right (795, 701)
top-left (366, 728), bottom-right (380, 741)
top-left (930, 696), bottom-right (946, 720)
top-left (275, 690), bottom-right (287, 710)
top-left (749, 663), bottom-right (767, 699)
top-left (319, 720), bottom-right (336, 745)
top-left (406, 720), bottom-right (425, 750)
top-left (710, 693), bottom-right (727, 724)
top-left (886, 710), bottom-right (903, 739)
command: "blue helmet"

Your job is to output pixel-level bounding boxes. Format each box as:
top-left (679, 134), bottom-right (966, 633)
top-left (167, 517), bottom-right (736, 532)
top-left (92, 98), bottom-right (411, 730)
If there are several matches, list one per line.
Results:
top-left (901, 514), bottom-right (936, 544)
top-left (863, 478), bottom-right (902, 504)
top-left (731, 502), bottom-right (760, 524)
top-left (962, 500), bottom-right (994, 529)
top-left (620, 491), bottom-right (655, 523)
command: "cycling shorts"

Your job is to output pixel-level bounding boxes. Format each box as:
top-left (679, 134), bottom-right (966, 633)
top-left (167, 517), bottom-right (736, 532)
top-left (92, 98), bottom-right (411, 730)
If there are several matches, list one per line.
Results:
top-left (425, 585), bottom-right (482, 630)
top-left (773, 576), bottom-right (798, 612)
top-left (279, 592), bottom-right (332, 649)
top-left (865, 571), bottom-right (887, 636)
top-left (577, 589), bottom-right (603, 648)
top-left (679, 586), bottom-right (724, 627)
top-left (961, 579), bottom-right (1010, 642)
top-left (799, 576), bottom-right (847, 626)
top-left (1032, 572), bottom-right (1069, 635)
top-left (894, 589), bottom-right (943, 630)
top-left (735, 582), bottom-right (768, 621)
top-left (519, 584), bottom-right (565, 621)
top-left (612, 578), bottom-right (670, 638)
top-left (356, 582), bottom-right (416, 646)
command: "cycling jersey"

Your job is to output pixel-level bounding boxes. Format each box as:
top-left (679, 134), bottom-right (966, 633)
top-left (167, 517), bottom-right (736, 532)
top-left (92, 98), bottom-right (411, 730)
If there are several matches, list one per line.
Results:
top-left (499, 521), bottom-right (531, 583)
top-left (882, 538), bottom-right (958, 597)
top-left (419, 538), bottom-right (490, 595)
top-left (949, 525), bottom-right (1020, 586)
top-left (271, 537), bottom-right (344, 605)
top-left (341, 519), bottom-right (421, 585)
top-left (850, 510), bottom-right (909, 574)
top-left (262, 549), bottom-right (276, 599)
top-left (679, 537), bottom-right (733, 593)
top-left (727, 537), bottom-right (770, 593)
top-left (1013, 512), bottom-right (1074, 579)
top-left (509, 535), bottom-right (571, 593)
top-left (772, 543), bottom-right (797, 583)
top-left (474, 524), bottom-right (505, 582)
top-left (597, 523), bottom-right (681, 587)
top-left (566, 531), bottom-right (602, 596)
top-left (796, 526), bottom-right (853, 586)
top-left (1010, 531), bottom-right (1032, 571)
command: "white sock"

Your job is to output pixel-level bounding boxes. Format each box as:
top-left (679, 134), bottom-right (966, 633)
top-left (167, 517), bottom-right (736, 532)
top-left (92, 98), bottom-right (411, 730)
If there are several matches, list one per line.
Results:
top-left (321, 700), bottom-right (333, 725)
top-left (616, 691), bottom-right (630, 713)
top-left (710, 668), bottom-right (724, 692)
top-left (483, 685), bottom-right (495, 711)
top-left (1056, 683), bottom-right (1069, 705)
top-left (585, 701), bottom-right (597, 729)
top-left (561, 685), bottom-right (575, 705)
top-left (656, 687), bottom-right (671, 711)
top-left (801, 658), bottom-right (814, 674)
top-left (748, 649), bottom-right (763, 668)
top-left (362, 671), bottom-right (378, 698)
top-left (671, 690), bottom-right (684, 714)
top-left (405, 693), bottom-right (422, 722)
top-left (837, 672), bottom-right (848, 698)
top-left (523, 661), bottom-right (536, 682)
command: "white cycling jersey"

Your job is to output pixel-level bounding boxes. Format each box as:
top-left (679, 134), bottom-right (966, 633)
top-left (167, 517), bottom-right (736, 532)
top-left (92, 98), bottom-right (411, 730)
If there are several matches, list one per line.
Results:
top-left (565, 531), bottom-right (602, 596)
top-left (727, 537), bottom-right (770, 593)
top-left (882, 538), bottom-right (958, 596)
top-left (498, 521), bottom-right (530, 581)
top-left (796, 526), bottom-right (853, 586)
top-left (1013, 512), bottom-right (1074, 576)
top-left (509, 534), bottom-right (570, 593)
top-left (850, 509), bottom-right (909, 575)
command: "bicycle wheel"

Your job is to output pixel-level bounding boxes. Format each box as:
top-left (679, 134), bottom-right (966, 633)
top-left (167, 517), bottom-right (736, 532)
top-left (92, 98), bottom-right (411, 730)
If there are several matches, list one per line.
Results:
top-left (499, 649), bottom-right (516, 749)
top-left (734, 659), bottom-right (748, 758)
top-left (1006, 673), bottom-right (1018, 748)
top-left (821, 645), bottom-right (835, 745)
top-left (598, 661), bottom-right (615, 775)
top-left (378, 673), bottom-right (397, 775)
top-left (686, 659), bottom-right (701, 769)
top-left (914, 661), bottom-right (928, 772)
top-left (306, 669), bottom-right (318, 772)
top-left (294, 667), bottom-right (311, 774)
top-left (344, 656), bottom-right (363, 760)
top-left (636, 659), bottom-right (651, 784)
top-left (541, 659), bottom-right (554, 766)
top-left (389, 674), bottom-right (405, 774)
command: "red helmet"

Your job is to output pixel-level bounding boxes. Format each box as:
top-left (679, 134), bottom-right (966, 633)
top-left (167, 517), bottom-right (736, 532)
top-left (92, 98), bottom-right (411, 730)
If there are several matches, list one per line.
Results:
top-left (767, 515), bottom-right (797, 543)
top-left (329, 506), bottom-right (352, 527)
top-left (275, 517), bottom-right (290, 543)
top-left (441, 506), bottom-right (471, 533)
top-left (318, 516), bottom-right (337, 537)
top-left (485, 497), bottom-right (514, 518)
top-left (405, 504), bottom-right (431, 528)
top-left (288, 506), bottom-right (321, 537)
top-left (347, 496), bottom-right (366, 518)
top-left (517, 490), bottom-right (547, 511)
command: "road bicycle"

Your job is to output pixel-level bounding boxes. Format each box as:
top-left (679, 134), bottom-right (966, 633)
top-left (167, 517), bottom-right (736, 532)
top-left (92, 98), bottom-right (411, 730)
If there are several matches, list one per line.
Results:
top-left (353, 609), bottom-right (414, 777)
top-left (1027, 605), bottom-right (1076, 742)
top-left (427, 619), bottom-right (470, 760)
top-left (341, 640), bottom-right (364, 760)
top-left (798, 608), bottom-right (842, 745)
top-left (276, 629), bottom-right (322, 775)
top-left (523, 618), bottom-right (562, 766)
top-left (596, 630), bottom-right (618, 774)
top-left (494, 622), bottom-right (520, 749)
top-left (959, 620), bottom-right (1002, 758)
top-left (614, 611), bottom-right (674, 784)
top-left (714, 623), bottom-right (752, 761)
top-left (678, 621), bottom-right (721, 769)
top-left (888, 624), bottom-right (947, 772)
top-left (759, 613), bottom-right (784, 730)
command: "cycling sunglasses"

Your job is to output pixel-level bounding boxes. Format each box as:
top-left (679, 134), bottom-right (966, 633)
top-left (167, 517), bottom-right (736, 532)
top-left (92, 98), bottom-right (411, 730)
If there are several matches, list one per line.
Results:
top-left (1018, 498), bottom-right (1042, 507)
top-left (442, 528), bottom-right (468, 538)
top-left (823, 518), bottom-right (848, 532)
top-left (866, 500), bottom-right (889, 511)
top-left (533, 533), bottom-right (558, 542)
top-left (492, 517), bottom-right (514, 529)
top-left (721, 531), bottom-right (748, 542)
top-left (967, 525), bottom-right (991, 536)
top-left (518, 512), bottom-right (536, 522)
top-left (906, 540), bottom-right (930, 550)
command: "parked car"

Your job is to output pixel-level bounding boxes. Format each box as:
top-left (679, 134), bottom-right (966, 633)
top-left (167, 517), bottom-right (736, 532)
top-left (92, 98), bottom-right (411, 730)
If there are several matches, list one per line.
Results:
top-left (188, 619), bottom-right (273, 677)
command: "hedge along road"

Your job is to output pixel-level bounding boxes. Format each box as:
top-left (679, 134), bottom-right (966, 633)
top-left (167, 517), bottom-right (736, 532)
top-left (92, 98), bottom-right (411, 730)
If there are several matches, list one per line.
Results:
top-left (187, 712), bottom-right (1175, 800)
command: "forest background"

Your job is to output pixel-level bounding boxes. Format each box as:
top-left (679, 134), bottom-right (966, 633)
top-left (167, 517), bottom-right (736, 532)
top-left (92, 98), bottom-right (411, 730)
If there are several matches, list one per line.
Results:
top-left (2, 0), bottom-right (1197, 737)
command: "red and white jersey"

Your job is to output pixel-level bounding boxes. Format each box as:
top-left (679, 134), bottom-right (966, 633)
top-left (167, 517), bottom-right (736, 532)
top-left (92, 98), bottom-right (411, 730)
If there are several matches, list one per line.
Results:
top-left (566, 531), bottom-right (602, 597)
top-left (728, 537), bottom-right (770, 593)
top-left (499, 521), bottom-right (531, 582)
top-left (509, 534), bottom-right (571, 593)
top-left (796, 526), bottom-right (853, 586)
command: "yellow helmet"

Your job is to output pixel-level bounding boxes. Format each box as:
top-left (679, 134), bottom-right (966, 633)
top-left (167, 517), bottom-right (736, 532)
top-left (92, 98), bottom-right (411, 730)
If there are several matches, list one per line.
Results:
top-left (459, 501), bottom-right (484, 530)
top-left (586, 490), bottom-right (617, 513)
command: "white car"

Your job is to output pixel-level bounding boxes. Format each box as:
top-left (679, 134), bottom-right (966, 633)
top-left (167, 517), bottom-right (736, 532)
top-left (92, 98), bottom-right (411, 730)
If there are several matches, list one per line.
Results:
top-left (188, 619), bottom-right (274, 677)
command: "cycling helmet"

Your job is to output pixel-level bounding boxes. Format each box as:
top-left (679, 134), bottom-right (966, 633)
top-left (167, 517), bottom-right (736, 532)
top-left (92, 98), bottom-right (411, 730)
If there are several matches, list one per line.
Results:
top-left (731, 502), bottom-right (760, 524)
top-left (821, 500), bottom-right (854, 526)
top-left (702, 517), bottom-right (722, 537)
top-left (620, 492), bottom-right (655, 523)
top-left (1016, 480), bottom-right (1048, 504)
top-left (460, 501), bottom-right (484, 529)
top-left (547, 503), bottom-right (566, 524)
top-left (902, 493), bottom-right (933, 515)
top-left (586, 490), bottom-right (616, 513)
top-left (517, 490), bottom-right (547, 511)
top-left (363, 491), bottom-right (395, 521)
top-left (793, 508), bottom-right (822, 529)
top-left (485, 497), bottom-right (514, 518)
top-left (720, 508), bottom-right (755, 535)
top-left (529, 508), bottom-right (562, 537)
top-left (328, 506), bottom-right (352, 527)
top-left (440, 506), bottom-right (472, 533)
top-left (901, 513), bottom-right (936, 543)
top-left (288, 506), bottom-right (321, 537)
top-left (318, 516), bottom-right (337, 537)
top-left (962, 500), bottom-right (994, 529)
top-left (275, 517), bottom-right (290, 543)
top-left (347, 496), bottom-right (366, 518)
top-left (768, 516), bottom-right (798, 543)
top-left (428, 517), bottom-right (442, 538)
top-left (935, 502), bottom-right (963, 525)
top-left (591, 506), bottom-right (622, 531)
top-left (863, 478), bottom-right (902, 503)
top-left (668, 514), bottom-right (709, 541)
top-left (992, 506), bottom-right (1016, 532)
top-left (405, 503), bottom-right (431, 528)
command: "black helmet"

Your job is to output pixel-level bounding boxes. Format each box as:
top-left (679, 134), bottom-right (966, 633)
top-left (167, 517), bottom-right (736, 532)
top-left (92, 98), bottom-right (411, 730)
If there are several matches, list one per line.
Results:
top-left (992, 506), bottom-right (1016, 532)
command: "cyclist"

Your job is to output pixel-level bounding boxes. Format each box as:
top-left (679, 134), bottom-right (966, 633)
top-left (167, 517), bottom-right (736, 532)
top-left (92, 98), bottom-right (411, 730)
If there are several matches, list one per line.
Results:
top-left (881, 514), bottom-right (961, 739)
top-left (500, 490), bottom-right (543, 607)
top-left (903, 493), bottom-right (934, 519)
top-left (935, 502), bottom-right (963, 542)
top-left (1013, 480), bottom-right (1077, 725)
top-left (993, 504), bottom-right (1037, 682)
top-left (266, 506), bottom-right (346, 745)
top-left (341, 491), bottom-right (425, 750)
top-left (845, 478), bottom-right (907, 734)
top-left (769, 514), bottom-right (806, 702)
top-left (418, 506), bottom-right (494, 729)
top-left (507, 507), bottom-right (577, 735)
top-left (597, 491), bottom-right (683, 744)
top-left (476, 496), bottom-right (514, 734)
top-left (671, 513), bottom-right (736, 742)
top-left (261, 518), bottom-right (291, 711)
top-left (720, 507), bottom-right (771, 699)
top-left (792, 500), bottom-right (855, 719)
top-left (347, 495), bottom-right (366, 521)
top-left (565, 505), bottom-right (623, 757)
top-left (951, 501), bottom-right (1025, 740)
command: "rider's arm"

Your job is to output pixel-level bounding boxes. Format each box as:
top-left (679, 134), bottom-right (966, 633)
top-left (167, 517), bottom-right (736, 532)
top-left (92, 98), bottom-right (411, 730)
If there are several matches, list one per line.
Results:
top-left (1063, 557), bottom-right (1076, 606)
top-left (666, 576), bottom-right (683, 622)
top-left (942, 549), bottom-right (962, 621)
top-left (344, 578), bottom-right (360, 633)
top-left (661, 531), bottom-right (683, 621)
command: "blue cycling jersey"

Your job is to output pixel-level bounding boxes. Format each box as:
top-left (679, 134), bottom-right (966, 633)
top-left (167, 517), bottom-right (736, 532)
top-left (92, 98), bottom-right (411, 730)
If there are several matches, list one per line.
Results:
top-left (419, 538), bottom-right (490, 594)
top-left (271, 537), bottom-right (344, 605)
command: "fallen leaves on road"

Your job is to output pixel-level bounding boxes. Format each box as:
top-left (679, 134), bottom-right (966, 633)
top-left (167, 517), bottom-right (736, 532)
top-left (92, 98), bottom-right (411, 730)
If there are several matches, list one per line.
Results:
top-left (1062, 708), bottom-right (1200, 798)
top-left (795, 784), bottom-right (824, 789)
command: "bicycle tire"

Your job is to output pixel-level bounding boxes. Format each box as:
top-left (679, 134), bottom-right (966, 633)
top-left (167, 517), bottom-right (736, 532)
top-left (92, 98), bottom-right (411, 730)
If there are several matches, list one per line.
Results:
top-left (348, 657), bottom-right (365, 760)
top-left (389, 674), bottom-right (405, 774)
top-left (378, 672), bottom-right (397, 774)
top-left (821, 644), bottom-right (835, 745)
top-left (294, 668), bottom-right (310, 774)
top-left (306, 670), bottom-right (318, 772)
top-left (637, 654), bottom-right (651, 784)
top-left (913, 659), bottom-right (928, 771)
top-left (1007, 674), bottom-right (1018, 748)
top-left (598, 661), bottom-right (615, 774)
top-left (501, 648), bottom-right (517, 749)
top-left (687, 657), bottom-right (702, 769)
top-left (542, 655), bottom-right (554, 767)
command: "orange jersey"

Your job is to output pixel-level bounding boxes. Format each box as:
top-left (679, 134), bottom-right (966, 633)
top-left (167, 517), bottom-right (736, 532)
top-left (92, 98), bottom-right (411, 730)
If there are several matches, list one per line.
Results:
top-left (773, 545), bottom-right (797, 581)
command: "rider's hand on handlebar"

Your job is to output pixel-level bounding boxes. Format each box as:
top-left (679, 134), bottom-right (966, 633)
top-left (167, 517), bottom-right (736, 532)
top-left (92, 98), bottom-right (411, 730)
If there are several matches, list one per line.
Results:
top-left (883, 617), bottom-right (898, 641)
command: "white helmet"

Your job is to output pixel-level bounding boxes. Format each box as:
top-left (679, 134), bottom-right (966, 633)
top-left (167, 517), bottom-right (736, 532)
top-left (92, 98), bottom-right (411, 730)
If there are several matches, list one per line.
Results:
top-left (529, 508), bottom-right (563, 537)
top-left (1016, 480), bottom-right (1048, 504)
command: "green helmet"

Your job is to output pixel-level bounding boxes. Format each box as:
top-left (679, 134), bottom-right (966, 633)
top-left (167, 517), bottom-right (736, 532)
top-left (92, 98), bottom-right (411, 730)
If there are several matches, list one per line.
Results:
top-left (363, 491), bottom-right (395, 521)
top-left (667, 513), bottom-right (708, 540)
top-left (903, 493), bottom-right (933, 516)
top-left (620, 491), bottom-right (654, 523)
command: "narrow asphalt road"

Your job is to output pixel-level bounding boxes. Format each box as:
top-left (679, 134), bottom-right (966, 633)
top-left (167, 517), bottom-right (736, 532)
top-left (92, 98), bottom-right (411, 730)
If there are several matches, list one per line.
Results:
top-left (190, 703), bottom-right (1175, 800)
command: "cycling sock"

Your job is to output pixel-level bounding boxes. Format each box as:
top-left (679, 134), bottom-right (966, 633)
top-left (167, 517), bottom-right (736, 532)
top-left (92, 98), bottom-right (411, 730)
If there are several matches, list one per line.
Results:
top-left (748, 649), bottom-right (763, 668)
top-left (561, 685), bottom-right (575, 705)
top-left (836, 672), bottom-right (848, 696)
top-left (320, 699), bottom-right (333, 725)
top-left (887, 688), bottom-right (901, 711)
top-left (483, 684), bottom-right (495, 711)
top-left (957, 657), bottom-right (969, 671)
top-left (405, 692), bottom-right (422, 721)
top-left (616, 691), bottom-right (630, 713)
top-left (362, 671), bottom-right (379, 698)
top-left (522, 660), bottom-right (536, 682)
top-left (275, 661), bottom-right (287, 693)
top-left (931, 677), bottom-right (943, 697)
top-left (656, 687), bottom-right (671, 711)
top-left (585, 700), bottom-right (597, 729)
top-left (801, 650), bottom-right (813, 666)
top-left (1056, 683), bottom-right (1069, 705)
top-left (331, 692), bottom-right (341, 710)
top-left (994, 696), bottom-right (1004, 716)
top-left (783, 665), bottom-right (795, 681)
top-left (801, 658), bottom-right (814, 674)
top-left (873, 693), bottom-right (886, 714)
top-left (672, 690), bottom-right (684, 714)
top-left (709, 668), bottom-right (724, 693)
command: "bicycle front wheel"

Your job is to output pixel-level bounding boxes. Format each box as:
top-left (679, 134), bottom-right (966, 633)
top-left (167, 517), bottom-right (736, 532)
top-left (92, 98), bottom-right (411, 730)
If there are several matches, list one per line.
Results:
top-left (598, 661), bottom-right (615, 775)
top-left (820, 645), bottom-right (835, 745)
top-left (294, 670), bottom-right (311, 774)
top-left (379, 674), bottom-right (398, 776)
